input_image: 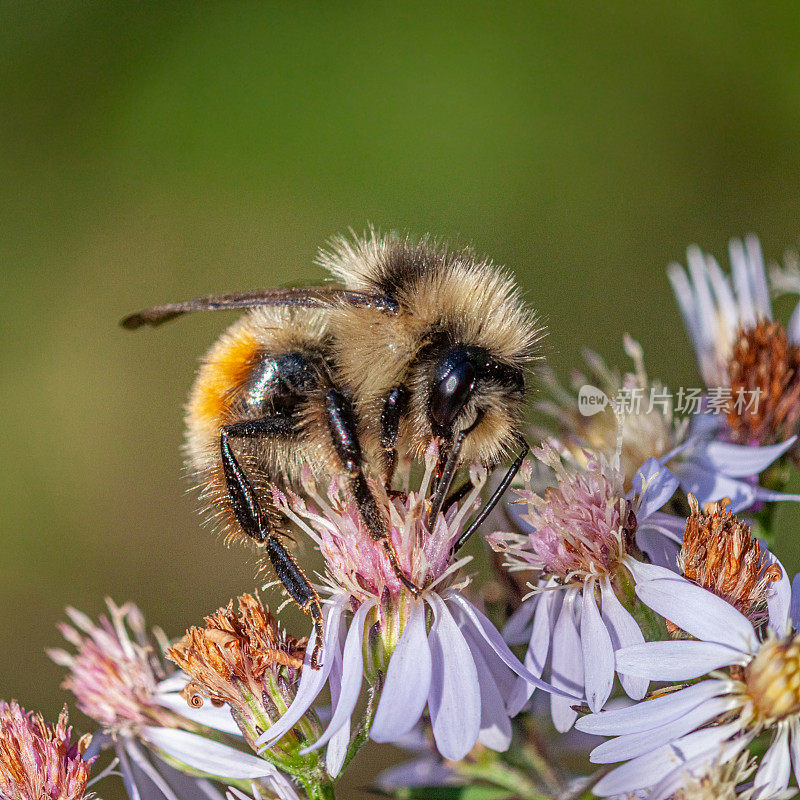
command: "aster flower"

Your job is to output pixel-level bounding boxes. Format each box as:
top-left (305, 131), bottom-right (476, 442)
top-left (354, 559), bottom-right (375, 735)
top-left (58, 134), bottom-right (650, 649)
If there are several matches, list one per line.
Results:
top-left (575, 571), bottom-right (800, 798)
top-left (493, 442), bottom-right (693, 731)
top-left (535, 335), bottom-right (800, 513)
top-left (167, 594), bottom-right (321, 793)
top-left (49, 599), bottom-right (295, 800)
top-left (0, 702), bottom-right (95, 800)
top-left (675, 495), bottom-right (786, 632)
top-left (255, 444), bottom-right (572, 770)
top-left (668, 235), bottom-right (800, 450)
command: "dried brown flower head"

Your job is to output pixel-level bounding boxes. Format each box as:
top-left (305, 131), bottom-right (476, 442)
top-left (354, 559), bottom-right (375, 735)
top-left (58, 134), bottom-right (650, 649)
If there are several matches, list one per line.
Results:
top-left (0, 702), bottom-right (94, 800)
top-left (167, 594), bottom-right (306, 711)
top-left (727, 320), bottom-right (800, 447)
top-left (674, 494), bottom-right (781, 630)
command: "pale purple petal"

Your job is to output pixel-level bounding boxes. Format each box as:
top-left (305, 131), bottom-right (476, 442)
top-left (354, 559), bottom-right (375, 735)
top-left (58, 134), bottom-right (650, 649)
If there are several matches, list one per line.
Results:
top-left (615, 641), bottom-right (747, 681)
top-left (257, 598), bottom-right (346, 749)
top-left (790, 719), bottom-right (800, 789)
top-left (789, 301), bottom-right (800, 345)
top-left (550, 591), bottom-right (583, 732)
top-left (730, 238), bottom-right (757, 326)
top-left (371, 599), bottom-right (432, 743)
top-left (507, 585), bottom-right (560, 716)
top-left (646, 739), bottom-right (749, 800)
top-left (791, 575), bottom-right (800, 630)
top-left (447, 592), bottom-right (576, 699)
top-left (624, 559), bottom-right (681, 583)
top-left (576, 680), bottom-right (730, 736)
top-left (635, 526), bottom-right (681, 572)
top-left (635, 577), bottom-right (757, 652)
top-left (324, 628), bottom-right (349, 777)
top-left (599, 579), bottom-right (647, 700)
top-left (698, 437), bottom-right (796, 477)
top-left (754, 723), bottom-right (792, 796)
top-left (581, 583), bottom-right (614, 712)
top-left (589, 695), bottom-right (741, 763)
top-left (375, 758), bottom-right (458, 791)
top-left (155, 692), bottom-right (241, 736)
top-left (301, 600), bottom-right (375, 756)
top-left (672, 462), bottom-right (756, 512)
top-left (468, 632), bottom-right (513, 752)
top-left (762, 546), bottom-right (791, 634)
top-left (427, 594), bottom-right (481, 760)
top-left (142, 728), bottom-right (279, 780)
top-left (632, 459), bottom-right (679, 519)
top-left (502, 597), bottom-right (535, 645)
top-left (745, 235), bottom-right (772, 318)
top-left (592, 722), bottom-right (740, 796)
top-left (646, 511), bottom-right (689, 541)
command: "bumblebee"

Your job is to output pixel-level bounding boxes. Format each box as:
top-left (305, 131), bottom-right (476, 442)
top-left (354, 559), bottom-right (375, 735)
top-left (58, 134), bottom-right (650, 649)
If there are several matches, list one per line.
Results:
top-left (122, 232), bottom-right (542, 667)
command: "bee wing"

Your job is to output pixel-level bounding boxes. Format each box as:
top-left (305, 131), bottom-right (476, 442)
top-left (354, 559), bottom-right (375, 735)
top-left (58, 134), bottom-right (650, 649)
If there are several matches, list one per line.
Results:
top-left (120, 287), bottom-right (397, 329)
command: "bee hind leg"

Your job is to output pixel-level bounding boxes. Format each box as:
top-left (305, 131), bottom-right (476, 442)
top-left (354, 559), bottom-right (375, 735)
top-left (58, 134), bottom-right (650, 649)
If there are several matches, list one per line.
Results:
top-left (219, 421), bottom-right (324, 669)
top-left (324, 388), bottom-right (422, 598)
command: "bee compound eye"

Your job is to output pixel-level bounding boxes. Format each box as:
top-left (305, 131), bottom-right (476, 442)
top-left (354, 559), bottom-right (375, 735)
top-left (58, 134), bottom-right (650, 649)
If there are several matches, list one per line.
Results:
top-left (430, 358), bottom-right (476, 432)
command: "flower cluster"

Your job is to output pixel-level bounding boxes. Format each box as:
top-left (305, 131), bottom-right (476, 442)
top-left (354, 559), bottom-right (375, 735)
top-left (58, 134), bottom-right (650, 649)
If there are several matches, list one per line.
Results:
top-left (11, 233), bottom-right (800, 800)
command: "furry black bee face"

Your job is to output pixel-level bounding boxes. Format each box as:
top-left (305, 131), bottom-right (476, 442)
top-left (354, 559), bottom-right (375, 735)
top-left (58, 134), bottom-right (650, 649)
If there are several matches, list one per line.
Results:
top-left (427, 343), bottom-right (525, 439)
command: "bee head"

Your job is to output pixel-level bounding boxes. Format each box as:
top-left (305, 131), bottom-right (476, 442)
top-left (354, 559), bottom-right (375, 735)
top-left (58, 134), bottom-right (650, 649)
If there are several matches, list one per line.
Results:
top-left (410, 335), bottom-right (526, 465)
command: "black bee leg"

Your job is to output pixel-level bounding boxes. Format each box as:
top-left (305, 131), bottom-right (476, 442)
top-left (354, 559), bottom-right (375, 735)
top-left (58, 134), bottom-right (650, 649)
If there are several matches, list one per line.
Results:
top-left (265, 534), bottom-right (324, 669)
top-left (220, 420), bottom-right (324, 669)
top-left (379, 385), bottom-right (409, 490)
top-left (425, 429), bottom-right (466, 529)
top-left (324, 389), bottom-right (421, 597)
top-left (442, 480), bottom-right (473, 513)
top-left (451, 434), bottom-right (529, 554)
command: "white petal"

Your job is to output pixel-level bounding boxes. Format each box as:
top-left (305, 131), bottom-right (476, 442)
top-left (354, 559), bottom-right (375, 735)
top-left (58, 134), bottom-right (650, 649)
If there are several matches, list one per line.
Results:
top-left (324, 628), bottom-right (349, 778)
top-left (301, 600), bottom-right (375, 756)
top-left (635, 577), bottom-right (757, 652)
top-left (763, 546), bottom-right (791, 634)
top-left (790, 720), bottom-right (800, 790)
top-left (550, 591), bottom-right (583, 732)
top-left (157, 693), bottom-right (242, 737)
top-left (257, 598), bottom-right (346, 749)
top-left (599, 579), bottom-right (647, 700)
top-left (581, 583), bottom-right (614, 712)
top-left (592, 722), bottom-right (739, 796)
top-left (615, 640), bottom-right (746, 681)
top-left (427, 594), bottom-right (481, 760)
top-left (576, 679), bottom-right (731, 736)
top-left (469, 632), bottom-right (512, 752)
top-left (589, 695), bottom-right (741, 763)
top-left (447, 592), bottom-right (572, 696)
top-left (371, 600), bottom-right (432, 742)
top-left (503, 598), bottom-right (535, 646)
top-left (507, 582), bottom-right (560, 716)
top-left (754, 723), bottom-right (792, 796)
top-left (142, 728), bottom-right (278, 780)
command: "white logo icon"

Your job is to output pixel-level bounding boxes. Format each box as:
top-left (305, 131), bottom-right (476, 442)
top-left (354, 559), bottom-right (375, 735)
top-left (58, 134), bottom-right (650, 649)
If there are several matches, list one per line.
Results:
top-left (578, 385), bottom-right (610, 416)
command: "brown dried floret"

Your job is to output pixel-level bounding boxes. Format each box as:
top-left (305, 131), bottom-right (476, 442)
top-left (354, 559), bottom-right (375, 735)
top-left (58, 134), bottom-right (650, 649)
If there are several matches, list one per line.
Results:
top-left (727, 320), bottom-right (800, 447)
top-left (167, 593), bottom-right (306, 709)
top-left (672, 494), bottom-right (781, 632)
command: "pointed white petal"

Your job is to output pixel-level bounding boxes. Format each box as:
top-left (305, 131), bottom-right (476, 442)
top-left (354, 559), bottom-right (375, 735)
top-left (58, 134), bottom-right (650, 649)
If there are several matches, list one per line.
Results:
top-left (142, 728), bottom-right (279, 780)
top-left (427, 594), bottom-right (481, 760)
top-left (371, 600), bottom-right (432, 743)
top-left (615, 640), bottom-right (746, 681)
top-left (635, 577), bottom-right (757, 652)
top-left (599, 579), bottom-right (647, 700)
top-left (581, 583), bottom-right (614, 712)
top-left (301, 600), bottom-right (375, 756)
top-left (576, 679), bottom-right (730, 736)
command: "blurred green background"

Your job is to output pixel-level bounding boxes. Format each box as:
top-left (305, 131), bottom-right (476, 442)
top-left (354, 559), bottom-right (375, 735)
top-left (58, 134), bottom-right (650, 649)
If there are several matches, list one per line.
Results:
top-left (3, 3), bottom-right (800, 797)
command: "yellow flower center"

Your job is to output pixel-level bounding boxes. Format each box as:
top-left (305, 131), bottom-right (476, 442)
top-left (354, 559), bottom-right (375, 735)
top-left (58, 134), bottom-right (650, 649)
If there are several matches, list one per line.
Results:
top-left (746, 634), bottom-right (800, 723)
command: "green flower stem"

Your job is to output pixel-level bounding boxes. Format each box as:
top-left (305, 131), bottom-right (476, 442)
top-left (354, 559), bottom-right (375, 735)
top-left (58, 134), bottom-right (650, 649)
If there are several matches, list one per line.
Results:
top-left (302, 778), bottom-right (337, 800)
